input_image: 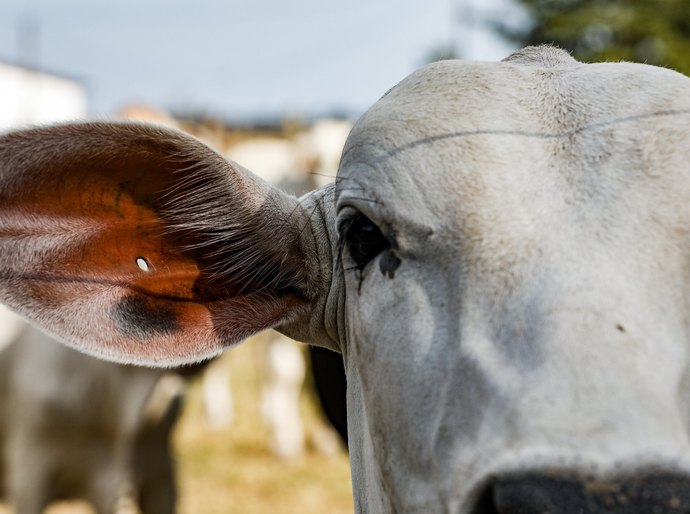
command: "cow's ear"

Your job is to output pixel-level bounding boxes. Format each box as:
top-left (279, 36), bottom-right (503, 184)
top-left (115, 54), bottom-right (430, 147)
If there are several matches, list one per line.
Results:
top-left (0, 122), bottom-right (323, 366)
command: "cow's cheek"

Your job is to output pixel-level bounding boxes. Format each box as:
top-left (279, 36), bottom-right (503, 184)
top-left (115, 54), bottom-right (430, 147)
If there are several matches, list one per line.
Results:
top-left (345, 263), bottom-right (443, 456)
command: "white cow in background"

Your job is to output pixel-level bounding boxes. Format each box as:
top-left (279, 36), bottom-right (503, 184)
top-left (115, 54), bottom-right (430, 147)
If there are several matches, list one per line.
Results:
top-left (0, 304), bottom-right (24, 353)
top-left (296, 118), bottom-right (354, 186)
top-left (8, 47), bottom-right (690, 512)
top-left (223, 118), bottom-right (351, 457)
top-left (226, 118), bottom-right (352, 189)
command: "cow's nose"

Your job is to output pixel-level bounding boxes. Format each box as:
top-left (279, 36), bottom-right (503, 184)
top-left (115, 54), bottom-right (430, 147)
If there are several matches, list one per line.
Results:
top-left (473, 471), bottom-right (690, 514)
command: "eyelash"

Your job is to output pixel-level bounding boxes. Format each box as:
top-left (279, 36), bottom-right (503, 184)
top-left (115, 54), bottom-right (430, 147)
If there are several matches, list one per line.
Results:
top-left (340, 213), bottom-right (390, 271)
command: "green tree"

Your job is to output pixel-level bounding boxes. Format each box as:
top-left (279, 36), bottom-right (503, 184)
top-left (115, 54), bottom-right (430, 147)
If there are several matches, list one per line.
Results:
top-left (425, 44), bottom-right (460, 64)
top-left (495, 0), bottom-right (690, 74)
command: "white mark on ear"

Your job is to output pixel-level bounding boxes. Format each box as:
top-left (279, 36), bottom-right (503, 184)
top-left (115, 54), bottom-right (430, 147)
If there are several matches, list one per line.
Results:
top-left (136, 257), bottom-right (150, 272)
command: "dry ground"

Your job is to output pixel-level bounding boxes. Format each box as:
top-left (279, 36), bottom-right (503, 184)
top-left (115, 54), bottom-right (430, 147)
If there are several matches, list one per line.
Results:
top-left (0, 339), bottom-right (354, 514)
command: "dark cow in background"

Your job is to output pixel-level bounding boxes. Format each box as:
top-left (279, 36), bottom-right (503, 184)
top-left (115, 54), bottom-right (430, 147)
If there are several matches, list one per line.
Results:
top-left (309, 346), bottom-right (348, 445)
top-left (0, 306), bottom-right (184, 514)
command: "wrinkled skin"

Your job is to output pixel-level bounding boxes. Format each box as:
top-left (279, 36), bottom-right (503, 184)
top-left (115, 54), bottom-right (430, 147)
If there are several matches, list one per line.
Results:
top-left (1, 46), bottom-right (690, 512)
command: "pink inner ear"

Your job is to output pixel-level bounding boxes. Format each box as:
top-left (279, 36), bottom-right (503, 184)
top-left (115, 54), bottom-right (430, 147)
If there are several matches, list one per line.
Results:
top-left (0, 122), bottom-right (310, 366)
top-left (4, 171), bottom-right (208, 301)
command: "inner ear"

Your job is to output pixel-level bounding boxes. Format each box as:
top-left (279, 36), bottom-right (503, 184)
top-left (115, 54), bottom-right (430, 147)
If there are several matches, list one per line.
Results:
top-left (156, 159), bottom-right (308, 300)
top-left (0, 122), bottom-right (320, 365)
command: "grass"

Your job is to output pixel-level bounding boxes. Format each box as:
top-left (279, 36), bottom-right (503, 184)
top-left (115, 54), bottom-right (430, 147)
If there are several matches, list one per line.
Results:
top-left (174, 340), bottom-right (354, 514)
top-left (0, 337), bottom-right (354, 514)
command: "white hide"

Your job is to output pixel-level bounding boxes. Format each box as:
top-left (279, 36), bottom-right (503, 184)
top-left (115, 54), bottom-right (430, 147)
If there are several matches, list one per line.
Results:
top-left (333, 47), bottom-right (690, 511)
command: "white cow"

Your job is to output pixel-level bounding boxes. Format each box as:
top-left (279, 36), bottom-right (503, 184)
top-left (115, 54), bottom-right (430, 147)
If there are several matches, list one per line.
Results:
top-left (224, 122), bottom-right (350, 457)
top-left (0, 306), bottom-right (185, 514)
top-left (2, 46), bottom-right (690, 512)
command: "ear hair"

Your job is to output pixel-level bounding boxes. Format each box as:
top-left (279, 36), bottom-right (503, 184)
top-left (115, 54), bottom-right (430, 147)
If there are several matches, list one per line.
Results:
top-left (0, 122), bottom-right (325, 365)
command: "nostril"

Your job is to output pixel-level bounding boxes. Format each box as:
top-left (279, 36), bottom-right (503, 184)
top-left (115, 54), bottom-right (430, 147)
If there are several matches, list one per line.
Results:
top-left (490, 474), bottom-right (586, 514)
top-left (471, 471), bottom-right (690, 514)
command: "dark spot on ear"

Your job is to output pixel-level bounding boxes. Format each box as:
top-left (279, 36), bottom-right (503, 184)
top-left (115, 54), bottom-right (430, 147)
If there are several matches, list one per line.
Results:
top-left (111, 295), bottom-right (179, 340)
top-left (379, 251), bottom-right (401, 279)
top-left (113, 181), bottom-right (131, 219)
top-left (616, 323), bottom-right (625, 333)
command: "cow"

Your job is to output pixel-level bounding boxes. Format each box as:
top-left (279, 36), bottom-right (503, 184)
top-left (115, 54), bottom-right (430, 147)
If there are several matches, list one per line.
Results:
top-left (1, 45), bottom-right (690, 513)
top-left (0, 305), bottom-right (185, 514)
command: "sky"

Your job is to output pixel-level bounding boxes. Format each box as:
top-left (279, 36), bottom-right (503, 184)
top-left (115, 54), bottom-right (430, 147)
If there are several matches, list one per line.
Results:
top-left (0, 0), bottom-right (522, 120)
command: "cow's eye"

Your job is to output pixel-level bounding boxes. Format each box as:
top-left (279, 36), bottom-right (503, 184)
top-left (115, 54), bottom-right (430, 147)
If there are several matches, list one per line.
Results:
top-left (343, 214), bottom-right (389, 269)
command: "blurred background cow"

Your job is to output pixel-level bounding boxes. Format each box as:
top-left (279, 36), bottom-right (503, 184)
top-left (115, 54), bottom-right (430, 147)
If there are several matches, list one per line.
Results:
top-left (0, 306), bottom-right (185, 514)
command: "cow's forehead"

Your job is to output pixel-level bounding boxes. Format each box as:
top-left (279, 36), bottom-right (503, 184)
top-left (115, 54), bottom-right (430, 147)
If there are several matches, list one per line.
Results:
top-left (337, 47), bottom-right (690, 231)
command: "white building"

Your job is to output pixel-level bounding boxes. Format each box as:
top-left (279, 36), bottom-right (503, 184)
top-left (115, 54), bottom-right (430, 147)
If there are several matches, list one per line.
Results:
top-left (0, 60), bottom-right (87, 131)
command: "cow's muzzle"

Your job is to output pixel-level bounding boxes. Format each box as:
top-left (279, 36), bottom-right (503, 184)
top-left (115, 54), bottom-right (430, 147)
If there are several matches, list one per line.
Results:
top-left (471, 470), bottom-right (690, 514)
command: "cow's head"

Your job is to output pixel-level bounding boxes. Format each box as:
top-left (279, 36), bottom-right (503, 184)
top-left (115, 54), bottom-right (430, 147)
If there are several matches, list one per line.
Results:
top-left (2, 46), bottom-right (690, 512)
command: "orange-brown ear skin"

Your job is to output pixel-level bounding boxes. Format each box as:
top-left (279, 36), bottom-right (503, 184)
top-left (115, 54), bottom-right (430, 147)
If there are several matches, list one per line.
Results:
top-left (0, 122), bottom-right (310, 366)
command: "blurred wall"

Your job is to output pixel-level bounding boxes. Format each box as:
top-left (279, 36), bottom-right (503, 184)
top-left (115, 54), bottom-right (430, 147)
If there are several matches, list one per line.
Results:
top-left (0, 61), bottom-right (86, 130)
